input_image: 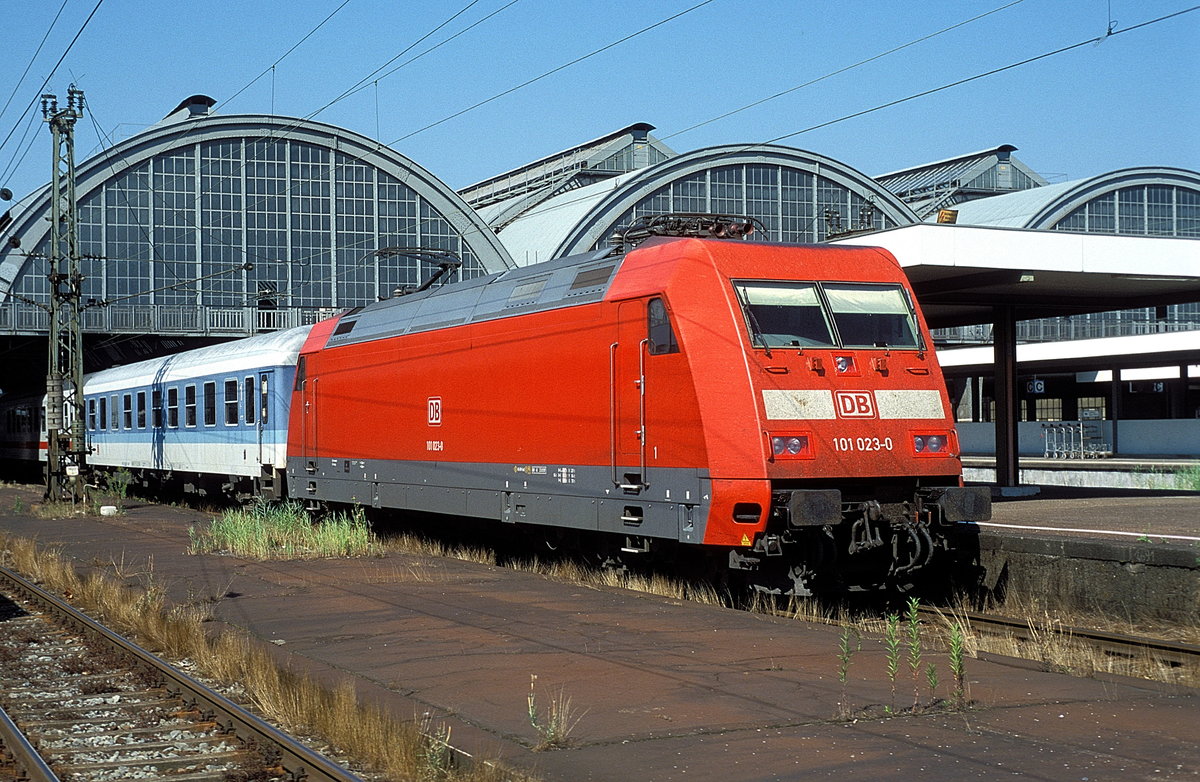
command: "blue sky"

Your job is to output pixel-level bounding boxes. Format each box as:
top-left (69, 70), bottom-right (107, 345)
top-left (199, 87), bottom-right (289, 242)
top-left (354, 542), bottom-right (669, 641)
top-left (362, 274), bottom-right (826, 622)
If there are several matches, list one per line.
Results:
top-left (2, 0), bottom-right (1197, 201)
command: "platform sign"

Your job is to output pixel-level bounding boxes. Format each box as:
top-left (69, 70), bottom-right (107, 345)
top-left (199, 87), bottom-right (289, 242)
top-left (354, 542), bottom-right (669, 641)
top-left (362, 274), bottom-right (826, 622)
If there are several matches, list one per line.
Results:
top-left (1026, 380), bottom-right (1045, 394)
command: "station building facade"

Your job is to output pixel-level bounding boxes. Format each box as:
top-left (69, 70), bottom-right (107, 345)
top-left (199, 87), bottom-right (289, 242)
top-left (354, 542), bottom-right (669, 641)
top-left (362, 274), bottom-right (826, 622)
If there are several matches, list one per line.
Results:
top-left (0, 96), bottom-right (513, 352)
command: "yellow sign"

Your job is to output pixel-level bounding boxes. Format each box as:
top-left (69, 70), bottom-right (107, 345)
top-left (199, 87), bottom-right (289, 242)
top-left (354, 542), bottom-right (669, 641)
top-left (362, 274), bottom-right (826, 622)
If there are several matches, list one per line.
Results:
top-left (741, 533), bottom-right (751, 546)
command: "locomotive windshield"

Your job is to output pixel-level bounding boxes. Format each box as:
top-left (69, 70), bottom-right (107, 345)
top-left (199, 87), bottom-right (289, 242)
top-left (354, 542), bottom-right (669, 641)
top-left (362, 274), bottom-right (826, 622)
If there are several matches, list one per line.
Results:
top-left (823, 283), bottom-right (921, 349)
top-left (734, 282), bottom-right (836, 348)
top-left (734, 280), bottom-right (922, 350)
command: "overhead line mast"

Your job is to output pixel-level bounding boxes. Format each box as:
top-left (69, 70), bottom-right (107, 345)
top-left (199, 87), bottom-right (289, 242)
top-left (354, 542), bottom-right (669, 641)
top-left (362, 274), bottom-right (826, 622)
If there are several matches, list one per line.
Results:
top-left (41, 85), bottom-right (88, 504)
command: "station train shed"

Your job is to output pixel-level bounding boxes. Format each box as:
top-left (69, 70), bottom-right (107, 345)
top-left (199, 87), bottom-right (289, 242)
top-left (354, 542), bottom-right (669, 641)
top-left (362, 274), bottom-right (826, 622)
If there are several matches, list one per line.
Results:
top-left (2, 109), bottom-right (1198, 486)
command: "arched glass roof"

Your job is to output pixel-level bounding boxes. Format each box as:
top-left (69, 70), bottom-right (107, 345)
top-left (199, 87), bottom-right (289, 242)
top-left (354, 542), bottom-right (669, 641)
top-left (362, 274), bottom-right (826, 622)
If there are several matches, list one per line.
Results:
top-left (950, 167), bottom-right (1200, 236)
top-left (0, 109), bottom-right (513, 337)
top-left (484, 144), bottom-right (918, 264)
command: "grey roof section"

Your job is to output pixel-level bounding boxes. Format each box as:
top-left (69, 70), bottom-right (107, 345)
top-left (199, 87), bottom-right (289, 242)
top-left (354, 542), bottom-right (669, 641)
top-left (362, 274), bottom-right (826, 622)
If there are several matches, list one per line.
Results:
top-left (951, 167), bottom-right (1200, 229)
top-left (326, 247), bottom-right (626, 349)
top-left (876, 145), bottom-right (1047, 218)
top-left (459, 123), bottom-right (676, 209)
top-left (492, 144), bottom-right (920, 264)
top-left (0, 110), bottom-right (515, 304)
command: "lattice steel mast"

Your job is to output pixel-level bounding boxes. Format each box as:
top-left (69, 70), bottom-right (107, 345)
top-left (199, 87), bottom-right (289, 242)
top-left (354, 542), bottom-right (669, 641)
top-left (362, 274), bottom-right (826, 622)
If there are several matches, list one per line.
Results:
top-left (41, 86), bottom-right (88, 503)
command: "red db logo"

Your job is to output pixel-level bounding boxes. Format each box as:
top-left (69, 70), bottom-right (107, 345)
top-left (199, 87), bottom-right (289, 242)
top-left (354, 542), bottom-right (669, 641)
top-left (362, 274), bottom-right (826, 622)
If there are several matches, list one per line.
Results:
top-left (834, 391), bottom-right (876, 418)
top-left (427, 397), bottom-right (442, 426)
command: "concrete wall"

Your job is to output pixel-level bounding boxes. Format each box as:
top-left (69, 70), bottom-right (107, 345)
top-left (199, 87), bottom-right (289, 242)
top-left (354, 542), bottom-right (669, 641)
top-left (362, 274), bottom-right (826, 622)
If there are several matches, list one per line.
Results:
top-left (958, 418), bottom-right (1200, 457)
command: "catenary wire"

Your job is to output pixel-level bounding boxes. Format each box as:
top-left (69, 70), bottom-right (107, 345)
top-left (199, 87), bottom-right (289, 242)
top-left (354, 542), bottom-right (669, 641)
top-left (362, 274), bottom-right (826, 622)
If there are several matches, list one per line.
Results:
top-left (219, 0), bottom-right (356, 111)
top-left (388, 0), bottom-right (717, 145)
top-left (440, 4), bottom-right (1200, 244)
top-left (0, 0), bottom-right (106, 180)
top-left (0, 0), bottom-right (71, 129)
top-left (661, 0), bottom-right (1028, 142)
top-left (763, 5), bottom-right (1200, 146)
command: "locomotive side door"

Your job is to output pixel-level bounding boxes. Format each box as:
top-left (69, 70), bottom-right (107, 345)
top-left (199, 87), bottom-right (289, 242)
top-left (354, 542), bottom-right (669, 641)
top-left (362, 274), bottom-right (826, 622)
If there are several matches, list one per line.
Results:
top-left (297, 357), bottom-right (318, 472)
top-left (612, 299), bottom-right (648, 489)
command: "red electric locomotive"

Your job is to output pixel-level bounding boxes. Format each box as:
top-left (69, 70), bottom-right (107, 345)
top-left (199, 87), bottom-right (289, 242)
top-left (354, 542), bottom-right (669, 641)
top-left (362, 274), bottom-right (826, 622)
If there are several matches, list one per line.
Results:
top-left (287, 216), bottom-right (989, 594)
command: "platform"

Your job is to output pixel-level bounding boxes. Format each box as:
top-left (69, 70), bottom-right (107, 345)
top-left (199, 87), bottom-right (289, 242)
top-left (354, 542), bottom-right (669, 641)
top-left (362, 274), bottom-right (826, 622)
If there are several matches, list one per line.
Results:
top-left (0, 484), bottom-right (1195, 781)
top-left (962, 455), bottom-right (1200, 491)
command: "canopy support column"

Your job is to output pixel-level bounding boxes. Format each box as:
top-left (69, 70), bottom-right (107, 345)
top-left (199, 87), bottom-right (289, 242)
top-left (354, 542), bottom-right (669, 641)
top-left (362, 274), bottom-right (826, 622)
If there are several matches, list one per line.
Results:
top-left (992, 305), bottom-right (1019, 487)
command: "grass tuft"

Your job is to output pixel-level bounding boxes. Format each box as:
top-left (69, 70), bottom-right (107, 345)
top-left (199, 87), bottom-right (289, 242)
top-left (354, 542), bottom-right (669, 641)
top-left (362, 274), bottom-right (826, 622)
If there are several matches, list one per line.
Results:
top-left (189, 501), bottom-right (378, 559)
top-left (527, 674), bottom-right (585, 751)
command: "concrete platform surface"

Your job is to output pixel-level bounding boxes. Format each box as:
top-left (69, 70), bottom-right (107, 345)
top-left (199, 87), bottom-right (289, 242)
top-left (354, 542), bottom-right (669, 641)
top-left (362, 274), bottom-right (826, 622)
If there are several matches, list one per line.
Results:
top-left (0, 485), bottom-right (1196, 781)
top-left (984, 485), bottom-right (1200, 542)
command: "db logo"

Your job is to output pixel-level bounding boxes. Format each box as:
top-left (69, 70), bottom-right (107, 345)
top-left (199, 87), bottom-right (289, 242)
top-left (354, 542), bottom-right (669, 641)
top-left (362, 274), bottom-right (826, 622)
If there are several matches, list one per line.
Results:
top-left (427, 397), bottom-right (442, 426)
top-left (834, 391), bottom-right (876, 418)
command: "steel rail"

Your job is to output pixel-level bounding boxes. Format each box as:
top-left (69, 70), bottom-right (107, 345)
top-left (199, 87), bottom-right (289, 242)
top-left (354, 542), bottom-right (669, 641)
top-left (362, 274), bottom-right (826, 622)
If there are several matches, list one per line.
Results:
top-left (0, 703), bottom-right (60, 782)
top-left (0, 565), bottom-right (364, 782)
top-left (918, 605), bottom-right (1200, 671)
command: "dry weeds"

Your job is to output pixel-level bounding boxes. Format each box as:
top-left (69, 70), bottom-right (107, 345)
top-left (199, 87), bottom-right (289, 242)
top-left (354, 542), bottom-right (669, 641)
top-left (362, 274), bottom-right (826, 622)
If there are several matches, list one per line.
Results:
top-left (0, 532), bottom-right (533, 781)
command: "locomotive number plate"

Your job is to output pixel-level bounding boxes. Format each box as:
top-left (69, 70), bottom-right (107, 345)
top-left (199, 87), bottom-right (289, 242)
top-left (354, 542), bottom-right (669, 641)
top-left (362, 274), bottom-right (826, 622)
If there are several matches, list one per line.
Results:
top-left (831, 436), bottom-right (893, 452)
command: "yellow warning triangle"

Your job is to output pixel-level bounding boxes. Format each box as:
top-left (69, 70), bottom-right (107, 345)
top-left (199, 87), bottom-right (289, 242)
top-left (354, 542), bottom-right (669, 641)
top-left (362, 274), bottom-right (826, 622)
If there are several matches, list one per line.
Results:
top-left (741, 533), bottom-right (751, 546)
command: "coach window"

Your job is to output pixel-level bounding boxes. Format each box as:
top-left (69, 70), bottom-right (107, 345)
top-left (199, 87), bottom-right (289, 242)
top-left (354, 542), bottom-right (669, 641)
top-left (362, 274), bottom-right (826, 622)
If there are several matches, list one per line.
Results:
top-left (110, 395), bottom-right (119, 430)
top-left (88, 399), bottom-right (96, 431)
top-left (184, 385), bottom-right (197, 427)
top-left (647, 298), bottom-right (680, 355)
top-left (225, 380), bottom-right (239, 426)
top-left (136, 391), bottom-right (147, 429)
top-left (122, 394), bottom-right (132, 430)
top-left (203, 381), bottom-right (217, 427)
top-left (98, 397), bottom-right (107, 431)
top-left (152, 390), bottom-right (163, 428)
top-left (244, 376), bottom-right (256, 425)
top-left (167, 388), bottom-right (179, 428)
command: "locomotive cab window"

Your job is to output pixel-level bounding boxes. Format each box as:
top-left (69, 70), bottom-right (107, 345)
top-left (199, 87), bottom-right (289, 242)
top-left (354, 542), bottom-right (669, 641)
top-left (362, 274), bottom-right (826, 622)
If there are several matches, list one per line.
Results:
top-left (647, 298), bottom-right (679, 355)
top-left (823, 283), bottom-right (921, 350)
top-left (734, 281), bottom-right (836, 349)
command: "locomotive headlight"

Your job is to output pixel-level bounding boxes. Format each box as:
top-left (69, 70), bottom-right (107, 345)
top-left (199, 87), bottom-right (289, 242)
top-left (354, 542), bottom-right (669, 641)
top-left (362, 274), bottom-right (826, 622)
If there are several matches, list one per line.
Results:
top-left (912, 431), bottom-right (953, 457)
top-left (770, 432), bottom-right (813, 460)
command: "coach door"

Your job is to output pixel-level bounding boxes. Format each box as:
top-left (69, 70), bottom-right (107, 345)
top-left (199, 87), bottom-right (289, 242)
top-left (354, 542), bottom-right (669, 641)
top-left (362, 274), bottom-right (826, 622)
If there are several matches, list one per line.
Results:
top-left (611, 299), bottom-right (648, 490)
top-left (256, 371), bottom-right (270, 465)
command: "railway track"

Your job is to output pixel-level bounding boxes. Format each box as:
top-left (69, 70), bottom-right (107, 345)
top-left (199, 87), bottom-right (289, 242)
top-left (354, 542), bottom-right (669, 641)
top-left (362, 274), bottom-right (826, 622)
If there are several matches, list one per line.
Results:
top-left (918, 605), bottom-right (1200, 675)
top-left (0, 565), bottom-right (364, 782)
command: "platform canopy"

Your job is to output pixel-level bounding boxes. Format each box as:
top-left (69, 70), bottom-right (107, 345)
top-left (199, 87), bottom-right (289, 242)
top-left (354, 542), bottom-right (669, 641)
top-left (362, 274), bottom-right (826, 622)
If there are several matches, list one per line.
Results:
top-left (833, 222), bottom-right (1200, 486)
top-left (832, 223), bottom-right (1200, 329)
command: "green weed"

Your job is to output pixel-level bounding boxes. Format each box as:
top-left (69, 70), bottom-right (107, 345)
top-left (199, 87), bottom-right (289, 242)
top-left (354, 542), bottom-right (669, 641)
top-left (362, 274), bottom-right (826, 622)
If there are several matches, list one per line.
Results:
top-left (526, 674), bottom-right (584, 751)
top-left (189, 500), bottom-right (378, 559)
